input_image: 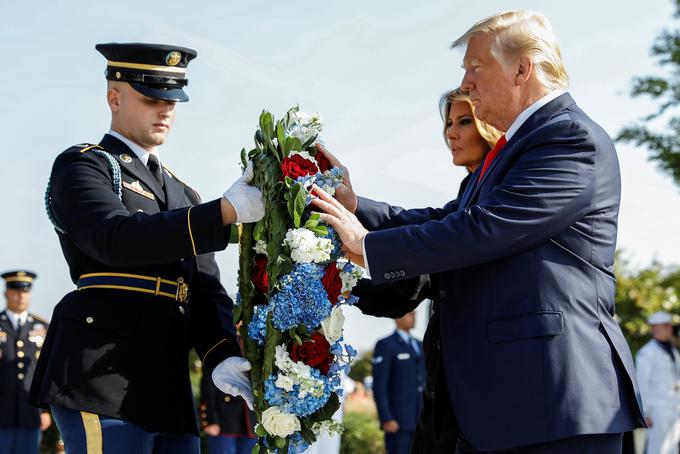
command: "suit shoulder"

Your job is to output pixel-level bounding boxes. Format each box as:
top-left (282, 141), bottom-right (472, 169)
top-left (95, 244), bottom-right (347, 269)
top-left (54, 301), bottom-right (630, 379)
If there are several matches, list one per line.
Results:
top-left (164, 166), bottom-right (202, 203)
top-left (29, 313), bottom-right (49, 325)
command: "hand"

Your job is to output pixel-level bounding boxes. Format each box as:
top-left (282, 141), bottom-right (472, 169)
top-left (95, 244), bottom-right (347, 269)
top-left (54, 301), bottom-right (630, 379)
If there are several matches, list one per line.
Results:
top-left (223, 161), bottom-right (265, 224)
top-left (382, 420), bottom-right (400, 433)
top-left (310, 185), bottom-right (367, 266)
top-left (645, 417), bottom-right (653, 428)
top-left (204, 424), bottom-right (221, 437)
top-left (315, 143), bottom-right (358, 213)
top-left (40, 412), bottom-right (52, 431)
top-left (212, 356), bottom-right (254, 410)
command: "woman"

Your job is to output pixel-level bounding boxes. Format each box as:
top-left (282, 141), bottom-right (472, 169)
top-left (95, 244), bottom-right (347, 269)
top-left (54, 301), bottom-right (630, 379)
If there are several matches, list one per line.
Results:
top-left (353, 88), bottom-right (501, 453)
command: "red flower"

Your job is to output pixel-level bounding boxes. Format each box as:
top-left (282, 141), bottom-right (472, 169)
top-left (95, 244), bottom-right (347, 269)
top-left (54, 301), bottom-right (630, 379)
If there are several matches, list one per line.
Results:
top-left (322, 263), bottom-right (343, 305)
top-left (315, 150), bottom-right (332, 173)
top-left (281, 154), bottom-right (319, 180)
top-left (290, 332), bottom-right (333, 375)
top-left (252, 256), bottom-right (269, 294)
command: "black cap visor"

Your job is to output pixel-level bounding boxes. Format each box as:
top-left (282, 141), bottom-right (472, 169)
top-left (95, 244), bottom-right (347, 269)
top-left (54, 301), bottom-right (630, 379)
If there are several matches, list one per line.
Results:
top-left (130, 82), bottom-right (189, 102)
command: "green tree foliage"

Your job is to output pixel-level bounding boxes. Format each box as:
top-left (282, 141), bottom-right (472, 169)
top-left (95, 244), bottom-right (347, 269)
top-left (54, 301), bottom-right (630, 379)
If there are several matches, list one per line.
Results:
top-left (615, 254), bottom-right (680, 355)
top-left (617, 0), bottom-right (680, 186)
top-left (348, 350), bottom-right (373, 384)
top-left (340, 412), bottom-right (385, 454)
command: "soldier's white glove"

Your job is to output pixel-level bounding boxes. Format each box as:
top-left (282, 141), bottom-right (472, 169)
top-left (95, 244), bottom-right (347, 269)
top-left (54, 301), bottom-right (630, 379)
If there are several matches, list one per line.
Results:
top-left (212, 356), bottom-right (254, 410)
top-left (223, 161), bottom-right (265, 223)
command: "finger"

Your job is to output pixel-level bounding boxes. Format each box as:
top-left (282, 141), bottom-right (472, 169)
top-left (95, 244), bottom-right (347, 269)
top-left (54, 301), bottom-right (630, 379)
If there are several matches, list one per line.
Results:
top-left (311, 184), bottom-right (345, 210)
top-left (316, 212), bottom-right (341, 229)
top-left (315, 143), bottom-right (342, 168)
top-left (310, 197), bottom-right (344, 220)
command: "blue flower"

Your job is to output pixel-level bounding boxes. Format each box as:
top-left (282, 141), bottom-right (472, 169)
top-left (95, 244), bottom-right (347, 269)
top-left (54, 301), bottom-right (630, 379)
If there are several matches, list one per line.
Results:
top-left (247, 304), bottom-right (269, 346)
top-left (270, 264), bottom-right (332, 332)
top-left (264, 370), bottom-right (333, 417)
top-left (322, 226), bottom-right (342, 261)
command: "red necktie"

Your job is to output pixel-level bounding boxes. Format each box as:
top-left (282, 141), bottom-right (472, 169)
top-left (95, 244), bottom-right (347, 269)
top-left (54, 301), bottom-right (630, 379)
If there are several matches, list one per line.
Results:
top-left (478, 134), bottom-right (507, 182)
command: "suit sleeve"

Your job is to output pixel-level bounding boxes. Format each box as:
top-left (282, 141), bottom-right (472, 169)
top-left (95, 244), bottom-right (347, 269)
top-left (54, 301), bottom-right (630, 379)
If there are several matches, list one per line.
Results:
top-left (372, 340), bottom-right (395, 424)
top-left (49, 150), bottom-right (229, 267)
top-left (354, 276), bottom-right (432, 319)
top-left (357, 197), bottom-right (460, 231)
top-left (635, 348), bottom-right (655, 417)
top-left (200, 368), bottom-right (220, 427)
top-left (365, 121), bottom-right (598, 284)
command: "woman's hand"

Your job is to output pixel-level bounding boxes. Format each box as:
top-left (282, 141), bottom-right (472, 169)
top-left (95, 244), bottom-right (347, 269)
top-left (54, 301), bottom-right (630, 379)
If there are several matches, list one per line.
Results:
top-left (310, 184), bottom-right (367, 267)
top-left (315, 143), bottom-right (358, 213)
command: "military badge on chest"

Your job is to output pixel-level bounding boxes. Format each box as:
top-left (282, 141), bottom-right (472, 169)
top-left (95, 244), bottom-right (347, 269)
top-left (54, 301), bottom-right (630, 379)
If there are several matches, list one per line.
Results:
top-left (0, 329), bottom-right (6, 344)
top-left (123, 180), bottom-right (156, 200)
top-left (28, 324), bottom-right (47, 348)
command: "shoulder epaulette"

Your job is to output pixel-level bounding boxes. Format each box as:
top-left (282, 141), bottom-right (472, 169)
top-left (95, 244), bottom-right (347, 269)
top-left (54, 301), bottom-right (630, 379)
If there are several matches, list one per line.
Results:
top-left (45, 143), bottom-right (122, 234)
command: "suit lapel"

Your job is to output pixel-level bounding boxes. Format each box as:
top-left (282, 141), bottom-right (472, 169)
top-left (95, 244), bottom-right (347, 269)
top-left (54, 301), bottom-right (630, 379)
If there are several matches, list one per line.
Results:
top-left (99, 134), bottom-right (167, 204)
top-left (462, 93), bottom-right (577, 209)
top-left (0, 310), bottom-right (15, 335)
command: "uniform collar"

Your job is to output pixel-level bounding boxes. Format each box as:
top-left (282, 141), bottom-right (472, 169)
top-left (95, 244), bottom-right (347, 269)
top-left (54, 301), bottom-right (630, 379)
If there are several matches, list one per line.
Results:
top-left (395, 329), bottom-right (412, 343)
top-left (5, 308), bottom-right (28, 330)
top-left (505, 89), bottom-right (566, 141)
top-left (107, 129), bottom-right (160, 167)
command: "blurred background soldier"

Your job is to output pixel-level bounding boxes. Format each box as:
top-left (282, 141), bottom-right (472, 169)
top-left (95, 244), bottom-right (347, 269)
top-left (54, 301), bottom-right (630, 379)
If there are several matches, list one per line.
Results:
top-left (636, 311), bottom-right (680, 454)
top-left (0, 270), bottom-right (51, 454)
top-left (372, 311), bottom-right (425, 454)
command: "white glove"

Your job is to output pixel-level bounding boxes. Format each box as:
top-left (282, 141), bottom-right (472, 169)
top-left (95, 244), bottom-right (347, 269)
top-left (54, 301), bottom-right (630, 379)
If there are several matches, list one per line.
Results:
top-left (212, 356), bottom-right (254, 410)
top-left (223, 161), bottom-right (265, 223)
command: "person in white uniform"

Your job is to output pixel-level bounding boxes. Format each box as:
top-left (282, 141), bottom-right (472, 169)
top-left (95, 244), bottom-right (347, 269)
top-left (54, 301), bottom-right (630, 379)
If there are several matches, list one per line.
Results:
top-left (636, 311), bottom-right (680, 454)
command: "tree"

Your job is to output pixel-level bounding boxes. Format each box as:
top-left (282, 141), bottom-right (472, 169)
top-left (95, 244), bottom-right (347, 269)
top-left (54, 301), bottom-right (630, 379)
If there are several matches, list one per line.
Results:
top-left (348, 350), bottom-right (373, 384)
top-left (617, 0), bottom-right (680, 186)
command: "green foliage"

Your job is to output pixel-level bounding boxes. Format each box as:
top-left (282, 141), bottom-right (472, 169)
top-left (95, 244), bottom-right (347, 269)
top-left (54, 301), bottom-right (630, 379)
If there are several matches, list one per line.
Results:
top-left (348, 350), bottom-right (373, 383)
top-left (340, 412), bottom-right (385, 454)
top-left (615, 254), bottom-right (680, 355)
top-left (617, 0), bottom-right (680, 186)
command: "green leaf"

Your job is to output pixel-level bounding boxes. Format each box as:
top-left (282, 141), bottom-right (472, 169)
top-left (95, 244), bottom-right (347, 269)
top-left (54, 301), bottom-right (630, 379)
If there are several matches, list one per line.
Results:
top-left (255, 424), bottom-right (267, 438)
top-left (307, 392), bottom-right (341, 423)
top-left (240, 147), bottom-right (248, 169)
top-left (275, 437), bottom-right (286, 449)
top-left (276, 122), bottom-right (286, 151)
top-left (254, 130), bottom-right (264, 145)
top-left (301, 133), bottom-right (318, 150)
top-left (286, 184), bottom-right (307, 228)
top-left (307, 225), bottom-right (328, 237)
top-left (232, 303), bottom-right (243, 325)
top-left (253, 220), bottom-right (266, 242)
top-left (251, 443), bottom-right (260, 454)
top-left (300, 421), bottom-right (317, 443)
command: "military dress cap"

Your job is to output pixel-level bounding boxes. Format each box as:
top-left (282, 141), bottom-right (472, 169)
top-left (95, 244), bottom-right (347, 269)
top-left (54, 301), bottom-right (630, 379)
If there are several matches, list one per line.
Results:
top-left (1, 270), bottom-right (37, 290)
top-left (95, 42), bottom-right (197, 102)
top-left (648, 311), bottom-right (673, 325)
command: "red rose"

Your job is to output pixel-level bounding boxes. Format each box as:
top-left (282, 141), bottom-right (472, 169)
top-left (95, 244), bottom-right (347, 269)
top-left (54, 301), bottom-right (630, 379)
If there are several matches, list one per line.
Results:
top-left (252, 256), bottom-right (269, 294)
top-left (281, 154), bottom-right (319, 180)
top-left (290, 332), bottom-right (333, 375)
top-left (322, 263), bottom-right (343, 305)
top-left (314, 150), bottom-right (332, 173)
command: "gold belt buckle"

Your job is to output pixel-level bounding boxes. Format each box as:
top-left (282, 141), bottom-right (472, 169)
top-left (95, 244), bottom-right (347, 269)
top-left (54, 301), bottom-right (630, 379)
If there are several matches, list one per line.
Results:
top-left (176, 277), bottom-right (189, 303)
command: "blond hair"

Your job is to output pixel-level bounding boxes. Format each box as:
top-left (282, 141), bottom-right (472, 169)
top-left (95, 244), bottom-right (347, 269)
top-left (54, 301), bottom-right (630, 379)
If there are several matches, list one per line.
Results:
top-left (439, 88), bottom-right (502, 149)
top-left (451, 11), bottom-right (569, 91)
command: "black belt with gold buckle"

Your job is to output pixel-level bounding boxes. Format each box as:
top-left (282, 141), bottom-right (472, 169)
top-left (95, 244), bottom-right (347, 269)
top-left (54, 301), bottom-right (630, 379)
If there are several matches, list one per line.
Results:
top-left (77, 272), bottom-right (189, 303)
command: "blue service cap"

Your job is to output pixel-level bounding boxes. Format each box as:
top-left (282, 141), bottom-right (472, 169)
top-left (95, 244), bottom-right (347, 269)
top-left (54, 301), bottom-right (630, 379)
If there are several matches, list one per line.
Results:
top-left (96, 42), bottom-right (197, 102)
top-left (1, 270), bottom-right (37, 290)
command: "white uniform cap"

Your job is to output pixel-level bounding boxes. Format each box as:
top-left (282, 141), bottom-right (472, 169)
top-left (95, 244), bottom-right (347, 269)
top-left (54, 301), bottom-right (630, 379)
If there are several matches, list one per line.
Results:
top-left (648, 311), bottom-right (673, 325)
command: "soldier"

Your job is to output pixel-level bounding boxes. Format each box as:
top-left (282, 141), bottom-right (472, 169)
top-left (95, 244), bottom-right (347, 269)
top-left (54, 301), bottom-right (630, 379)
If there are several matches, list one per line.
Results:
top-left (29, 43), bottom-right (263, 453)
top-left (0, 270), bottom-right (51, 454)
top-left (372, 311), bottom-right (426, 454)
top-left (199, 367), bottom-right (257, 454)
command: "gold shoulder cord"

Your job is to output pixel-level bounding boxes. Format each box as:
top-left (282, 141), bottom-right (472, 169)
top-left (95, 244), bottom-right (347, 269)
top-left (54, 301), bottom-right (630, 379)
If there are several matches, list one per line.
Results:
top-left (79, 411), bottom-right (103, 454)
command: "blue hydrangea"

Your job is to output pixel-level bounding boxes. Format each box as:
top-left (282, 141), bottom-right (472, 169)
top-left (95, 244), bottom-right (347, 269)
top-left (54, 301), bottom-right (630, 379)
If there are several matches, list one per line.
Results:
top-left (288, 432), bottom-right (312, 453)
top-left (247, 304), bottom-right (269, 346)
top-left (270, 264), bottom-right (332, 332)
top-left (322, 226), bottom-right (342, 261)
top-left (264, 371), bottom-right (333, 417)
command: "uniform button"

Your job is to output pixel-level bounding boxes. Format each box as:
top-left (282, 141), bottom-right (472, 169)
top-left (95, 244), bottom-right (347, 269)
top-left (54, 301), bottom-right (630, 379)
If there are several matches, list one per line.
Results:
top-left (86, 317), bottom-right (94, 324)
top-left (17, 351), bottom-right (25, 358)
top-left (400, 271), bottom-right (406, 277)
top-left (179, 306), bottom-right (185, 315)
top-left (224, 396), bottom-right (231, 403)
top-left (17, 373), bottom-right (25, 380)
top-left (201, 413), bottom-right (207, 418)
top-left (383, 272), bottom-right (390, 280)
top-left (17, 362), bottom-right (24, 369)
top-left (137, 209), bottom-right (144, 213)
top-left (16, 340), bottom-right (24, 348)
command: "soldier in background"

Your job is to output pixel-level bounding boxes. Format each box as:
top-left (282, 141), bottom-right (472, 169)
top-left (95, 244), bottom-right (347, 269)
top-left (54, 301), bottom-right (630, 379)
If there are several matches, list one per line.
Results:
top-left (0, 270), bottom-right (51, 454)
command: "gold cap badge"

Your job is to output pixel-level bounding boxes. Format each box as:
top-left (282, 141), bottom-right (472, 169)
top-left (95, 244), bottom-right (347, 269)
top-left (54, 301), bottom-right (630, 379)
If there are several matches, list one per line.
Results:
top-left (166, 51), bottom-right (182, 66)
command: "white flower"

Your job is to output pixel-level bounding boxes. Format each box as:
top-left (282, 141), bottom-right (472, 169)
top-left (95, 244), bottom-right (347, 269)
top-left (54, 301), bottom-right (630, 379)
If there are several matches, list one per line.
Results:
top-left (312, 420), bottom-right (344, 437)
top-left (261, 406), bottom-right (301, 438)
top-left (275, 344), bottom-right (292, 371)
top-left (284, 228), bottom-right (333, 264)
top-left (253, 240), bottom-right (268, 256)
top-left (321, 306), bottom-right (345, 345)
top-left (339, 261), bottom-right (363, 294)
top-left (275, 374), bottom-right (295, 392)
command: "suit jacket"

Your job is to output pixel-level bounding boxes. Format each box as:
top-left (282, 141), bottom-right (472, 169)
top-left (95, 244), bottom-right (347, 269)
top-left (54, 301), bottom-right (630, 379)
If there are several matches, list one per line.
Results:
top-left (0, 310), bottom-right (48, 429)
top-left (356, 93), bottom-right (645, 450)
top-left (199, 367), bottom-right (256, 437)
top-left (372, 332), bottom-right (426, 432)
top-left (29, 134), bottom-right (240, 436)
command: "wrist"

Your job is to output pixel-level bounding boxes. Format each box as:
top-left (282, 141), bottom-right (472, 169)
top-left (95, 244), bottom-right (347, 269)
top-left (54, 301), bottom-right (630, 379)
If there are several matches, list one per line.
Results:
top-left (221, 197), bottom-right (237, 225)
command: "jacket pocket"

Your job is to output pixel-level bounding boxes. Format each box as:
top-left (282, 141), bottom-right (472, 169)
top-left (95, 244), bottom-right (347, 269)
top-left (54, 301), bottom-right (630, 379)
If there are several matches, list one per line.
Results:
top-left (487, 311), bottom-right (564, 344)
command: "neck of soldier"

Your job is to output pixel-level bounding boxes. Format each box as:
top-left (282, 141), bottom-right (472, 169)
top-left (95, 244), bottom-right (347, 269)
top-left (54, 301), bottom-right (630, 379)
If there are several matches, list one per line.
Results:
top-left (109, 123), bottom-right (158, 153)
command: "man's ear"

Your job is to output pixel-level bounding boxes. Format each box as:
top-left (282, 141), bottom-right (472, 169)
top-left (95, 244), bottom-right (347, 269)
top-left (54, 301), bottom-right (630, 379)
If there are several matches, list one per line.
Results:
top-left (515, 56), bottom-right (533, 86)
top-left (107, 86), bottom-right (121, 113)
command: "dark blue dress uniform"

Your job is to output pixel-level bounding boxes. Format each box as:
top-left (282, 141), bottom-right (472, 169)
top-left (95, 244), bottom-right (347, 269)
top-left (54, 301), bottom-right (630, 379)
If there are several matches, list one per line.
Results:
top-left (199, 368), bottom-right (256, 454)
top-left (0, 271), bottom-right (49, 454)
top-left (372, 331), bottom-right (426, 454)
top-left (28, 43), bottom-right (241, 454)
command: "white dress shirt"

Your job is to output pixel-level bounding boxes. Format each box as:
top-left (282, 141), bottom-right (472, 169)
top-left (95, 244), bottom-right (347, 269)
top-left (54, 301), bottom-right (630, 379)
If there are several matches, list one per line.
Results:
top-left (396, 329), bottom-right (420, 356)
top-left (5, 309), bottom-right (28, 330)
top-left (107, 129), bottom-right (160, 167)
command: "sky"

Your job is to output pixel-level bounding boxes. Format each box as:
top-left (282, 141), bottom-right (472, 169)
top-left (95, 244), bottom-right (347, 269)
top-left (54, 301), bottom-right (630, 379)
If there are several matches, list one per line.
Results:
top-left (1, 0), bottom-right (678, 351)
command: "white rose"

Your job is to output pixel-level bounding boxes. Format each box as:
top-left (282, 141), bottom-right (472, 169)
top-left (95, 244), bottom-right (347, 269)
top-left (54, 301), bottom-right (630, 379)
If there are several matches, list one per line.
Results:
top-left (261, 406), bottom-right (301, 438)
top-left (321, 306), bottom-right (345, 344)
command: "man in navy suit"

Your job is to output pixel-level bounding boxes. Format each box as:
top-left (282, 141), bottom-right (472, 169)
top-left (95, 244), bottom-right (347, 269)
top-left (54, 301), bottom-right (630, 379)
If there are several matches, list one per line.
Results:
top-left (372, 311), bottom-right (426, 454)
top-left (312, 10), bottom-right (645, 453)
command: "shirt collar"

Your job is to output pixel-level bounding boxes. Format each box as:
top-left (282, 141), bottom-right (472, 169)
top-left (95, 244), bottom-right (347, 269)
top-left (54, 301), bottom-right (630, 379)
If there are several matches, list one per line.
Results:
top-left (107, 129), bottom-right (160, 167)
top-left (5, 309), bottom-right (28, 328)
top-left (505, 90), bottom-right (565, 141)
top-left (396, 329), bottom-right (411, 343)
